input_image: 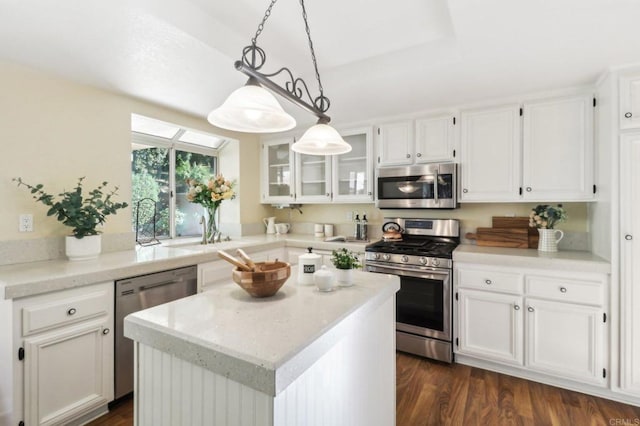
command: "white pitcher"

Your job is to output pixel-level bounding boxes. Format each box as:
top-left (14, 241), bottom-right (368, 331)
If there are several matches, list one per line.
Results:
top-left (537, 228), bottom-right (564, 252)
top-left (263, 217), bottom-right (276, 234)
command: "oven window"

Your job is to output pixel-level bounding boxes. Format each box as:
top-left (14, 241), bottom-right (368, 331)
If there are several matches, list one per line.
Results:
top-left (378, 174), bottom-right (453, 200)
top-left (396, 276), bottom-right (444, 332)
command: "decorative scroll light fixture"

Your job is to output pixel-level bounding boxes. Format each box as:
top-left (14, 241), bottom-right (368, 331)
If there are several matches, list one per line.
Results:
top-left (207, 0), bottom-right (352, 155)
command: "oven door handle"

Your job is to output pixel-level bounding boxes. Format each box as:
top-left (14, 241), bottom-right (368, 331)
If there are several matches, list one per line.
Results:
top-left (367, 264), bottom-right (450, 281)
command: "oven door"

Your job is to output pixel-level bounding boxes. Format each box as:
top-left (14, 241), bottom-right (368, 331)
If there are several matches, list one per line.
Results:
top-left (376, 164), bottom-right (456, 209)
top-left (366, 264), bottom-right (451, 341)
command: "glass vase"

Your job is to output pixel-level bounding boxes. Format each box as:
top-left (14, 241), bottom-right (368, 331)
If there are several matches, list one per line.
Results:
top-left (206, 205), bottom-right (220, 243)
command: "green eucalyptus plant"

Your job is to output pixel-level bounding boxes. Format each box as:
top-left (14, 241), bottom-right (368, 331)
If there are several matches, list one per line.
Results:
top-left (330, 248), bottom-right (362, 270)
top-left (13, 177), bottom-right (128, 238)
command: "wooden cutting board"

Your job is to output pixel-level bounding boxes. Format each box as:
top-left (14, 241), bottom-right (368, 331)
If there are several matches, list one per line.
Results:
top-left (492, 216), bottom-right (531, 229)
top-left (475, 227), bottom-right (530, 248)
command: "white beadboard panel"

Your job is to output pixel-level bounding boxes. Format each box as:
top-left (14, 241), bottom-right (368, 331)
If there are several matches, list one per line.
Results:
top-left (134, 296), bottom-right (395, 426)
top-left (136, 343), bottom-right (273, 426)
top-left (273, 298), bottom-right (395, 426)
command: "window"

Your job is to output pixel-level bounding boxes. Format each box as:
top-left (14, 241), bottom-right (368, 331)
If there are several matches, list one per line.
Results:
top-left (131, 115), bottom-right (228, 240)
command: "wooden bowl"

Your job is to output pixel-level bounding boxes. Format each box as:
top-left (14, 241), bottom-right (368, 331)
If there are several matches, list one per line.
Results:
top-left (232, 261), bottom-right (291, 298)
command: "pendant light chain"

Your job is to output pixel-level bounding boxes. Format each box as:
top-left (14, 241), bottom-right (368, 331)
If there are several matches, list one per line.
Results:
top-left (252, 0), bottom-right (279, 45)
top-left (299, 0), bottom-right (324, 100)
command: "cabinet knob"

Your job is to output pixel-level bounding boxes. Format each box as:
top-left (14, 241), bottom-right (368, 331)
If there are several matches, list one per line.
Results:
top-left (102, 328), bottom-right (110, 335)
top-left (406, 154), bottom-right (411, 159)
top-left (625, 112), bottom-right (633, 118)
top-left (514, 304), bottom-right (520, 311)
top-left (559, 287), bottom-right (567, 293)
top-left (526, 187), bottom-right (532, 192)
top-left (326, 193), bottom-right (330, 197)
top-left (485, 279), bottom-right (492, 285)
top-left (67, 308), bottom-right (76, 316)
top-left (416, 153), bottom-right (422, 158)
top-left (368, 191), bottom-right (372, 196)
top-left (463, 188), bottom-right (468, 193)
top-left (527, 306), bottom-right (534, 312)
top-left (625, 234), bottom-right (633, 241)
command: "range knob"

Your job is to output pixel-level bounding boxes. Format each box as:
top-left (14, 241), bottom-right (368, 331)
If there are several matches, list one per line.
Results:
top-left (401, 255), bottom-right (409, 263)
top-left (419, 257), bottom-right (428, 265)
top-left (431, 258), bottom-right (440, 267)
top-left (383, 254), bottom-right (391, 261)
top-left (373, 253), bottom-right (381, 260)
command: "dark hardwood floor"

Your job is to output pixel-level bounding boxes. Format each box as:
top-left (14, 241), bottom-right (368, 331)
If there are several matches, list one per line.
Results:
top-left (87, 352), bottom-right (640, 425)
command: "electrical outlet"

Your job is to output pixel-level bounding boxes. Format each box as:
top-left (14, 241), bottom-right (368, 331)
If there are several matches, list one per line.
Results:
top-left (19, 214), bottom-right (33, 232)
top-left (346, 211), bottom-right (353, 221)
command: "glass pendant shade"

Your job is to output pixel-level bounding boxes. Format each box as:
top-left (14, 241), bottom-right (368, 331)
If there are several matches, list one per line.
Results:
top-left (207, 84), bottom-right (296, 133)
top-left (292, 123), bottom-right (352, 155)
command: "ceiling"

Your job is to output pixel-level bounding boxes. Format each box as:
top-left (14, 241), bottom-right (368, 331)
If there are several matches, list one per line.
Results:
top-left (1, 0), bottom-right (640, 131)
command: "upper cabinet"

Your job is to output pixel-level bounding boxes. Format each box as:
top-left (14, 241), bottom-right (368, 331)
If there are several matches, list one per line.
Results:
top-left (332, 127), bottom-right (374, 203)
top-left (377, 120), bottom-right (414, 166)
top-left (620, 73), bottom-right (640, 130)
top-left (459, 94), bottom-right (595, 202)
top-left (377, 115), bottom-right (456, 167)
top-left (262, 127), bottom-right (374, 204)
top-left (261, 138), bottom-right (296, 204)
top-left (459, 104), bottom-right (521, 202)
top-left (522, 95), bottom-right (594, 201)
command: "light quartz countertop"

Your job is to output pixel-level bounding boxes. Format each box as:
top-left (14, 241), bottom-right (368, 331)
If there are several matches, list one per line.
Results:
top-left (124, 267), bottom-right (399, 396)
top-left (453, 244), bottom-right (611, 274)
top-left (0, 234), bottom-right (369, 300)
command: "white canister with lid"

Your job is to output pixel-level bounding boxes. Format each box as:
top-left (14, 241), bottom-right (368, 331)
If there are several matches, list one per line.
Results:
top-left (314, 265), bottom-right (335, 292)
top-left (298, 247), bottom-right (322, 285)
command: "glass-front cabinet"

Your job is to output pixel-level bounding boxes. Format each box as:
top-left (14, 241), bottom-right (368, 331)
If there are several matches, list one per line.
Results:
top-left (261, 138), bottom-right (296, 204)
top-left (332, 127), bottom-right (374, 202)
top-left (295, 153), bottom-right (331, 203)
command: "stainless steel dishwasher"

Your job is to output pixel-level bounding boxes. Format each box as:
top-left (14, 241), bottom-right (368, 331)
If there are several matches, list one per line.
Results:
top-left (114, 265), bottom-right (197, 399)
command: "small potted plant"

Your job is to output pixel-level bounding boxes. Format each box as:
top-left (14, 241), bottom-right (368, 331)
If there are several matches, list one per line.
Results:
top-left (330, 248), bottom-right (362, 287)
top-left (13, 177), bottom-right (128, 260)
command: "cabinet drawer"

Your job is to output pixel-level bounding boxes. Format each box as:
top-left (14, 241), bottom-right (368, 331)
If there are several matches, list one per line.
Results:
top-left (23, 288), bottom-right (111, 336)
top-left (457, 268), bottom-right (523, 294)
top-left (525, 276), bottom-right (604, 306)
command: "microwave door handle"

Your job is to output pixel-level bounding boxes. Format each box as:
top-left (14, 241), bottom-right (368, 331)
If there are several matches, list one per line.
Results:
top-left (434, 170), bottom-right (439, 204)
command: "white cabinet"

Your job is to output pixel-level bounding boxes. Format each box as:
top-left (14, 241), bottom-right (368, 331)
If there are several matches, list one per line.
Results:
top-left (459, 94), bottom-right (595, 202)
top-left (522, 95), bottom-right (594, 200)
top-left (457, 289), bottom-right (523, 365)
top-left (332, 127), bottom-right (374, 202)
top-left (377, 120), bottom-right (413, 166)
top-left (620, 73), bottom-right (640, 129)
top-left (455, 264), bottom-right (607, 387)
top-left (377, 116), bottom-right (456, 167)
top-left (261, 138), bottom-right (296, 204)
top-left (13, 282), bottom-right (114, 426)
top-left (459, 104), bottom-right (521, 201)
top-left (620, 132), bottom-right (640, 396)
top-left (414, 114), bottom-right (456, 163)
top-left (295, 153), bottom-right (332, 203)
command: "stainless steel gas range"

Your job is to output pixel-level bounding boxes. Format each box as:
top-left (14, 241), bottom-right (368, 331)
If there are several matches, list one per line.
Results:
top-left (365, 218), bottom-right (460, 363)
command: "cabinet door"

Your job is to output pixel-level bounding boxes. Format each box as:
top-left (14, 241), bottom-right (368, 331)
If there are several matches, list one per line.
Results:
top-left (295, 153), bottom-right (332, 203)
top-left (198, 260), bottom-right (231, 292)
top-left (24, 319), bottom-right (113, 426)
top-left (459, 105), bottom-right (521, 201)
top-left (332, 127), bottom-right (374, 202)
top-left (262, 139), bottom-right (295, 204)
top-left (456, 289), bottom-right (523, 365)
top-left (525, 298), bottom-right (605, 386)
top-left (522, 94), bottom-right (594, 201)
top-left (415, 115), bottom-right (455, 163)
top-left (377, 120), bottom-right (413, 166)
top-left (620, 74), bottom-right (640, 130)
top-left (620, 132), bottom-right (640, 396)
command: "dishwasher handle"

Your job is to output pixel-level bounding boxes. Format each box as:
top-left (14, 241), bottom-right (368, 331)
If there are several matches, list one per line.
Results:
top-left (139, 278), bottom-right (184, 291)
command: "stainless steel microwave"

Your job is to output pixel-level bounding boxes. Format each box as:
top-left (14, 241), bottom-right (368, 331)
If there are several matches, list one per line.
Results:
top-left (376, 163), bottom-right (457, 209)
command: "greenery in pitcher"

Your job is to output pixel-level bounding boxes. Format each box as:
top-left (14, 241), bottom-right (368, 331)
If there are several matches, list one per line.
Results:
top-left (330, 248), bottom-right (362, 270)
top-left (13, 177), bottom-right (128, 238)
top-left (529, 204), bottom-right (568, 229)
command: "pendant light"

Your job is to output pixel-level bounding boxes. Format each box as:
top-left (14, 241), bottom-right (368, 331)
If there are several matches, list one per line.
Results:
top-left (207, 0), bottom-right (351, 156)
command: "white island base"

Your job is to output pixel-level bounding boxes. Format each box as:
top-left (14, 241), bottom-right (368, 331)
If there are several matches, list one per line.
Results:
top-left (125, 269), bottom-right (399, 426)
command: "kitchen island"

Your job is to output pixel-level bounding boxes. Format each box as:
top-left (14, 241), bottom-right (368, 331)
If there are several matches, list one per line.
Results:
top-left (124, 267), bottom-right (400, 426)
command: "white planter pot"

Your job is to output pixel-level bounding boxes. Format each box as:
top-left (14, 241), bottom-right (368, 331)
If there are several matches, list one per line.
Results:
top-left (336, 268), bottom-right (354, 287)
top-left (65, 235), bottom-right (102, 261)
